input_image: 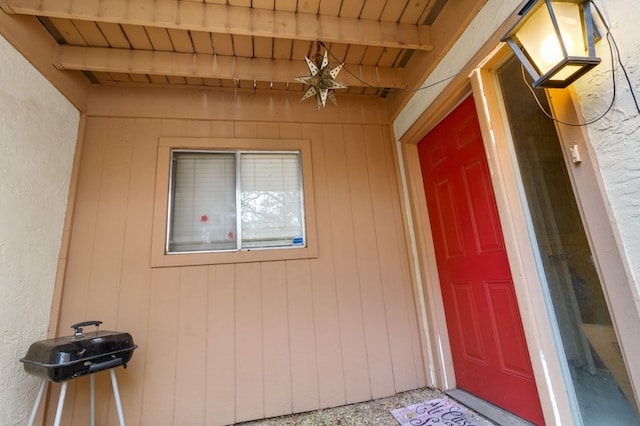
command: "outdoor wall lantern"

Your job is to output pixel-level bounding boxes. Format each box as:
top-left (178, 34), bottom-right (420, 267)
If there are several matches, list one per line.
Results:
top-left (502, 0), bottom-right (601, 88)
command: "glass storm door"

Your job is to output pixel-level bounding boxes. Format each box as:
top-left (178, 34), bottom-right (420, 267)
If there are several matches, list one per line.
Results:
top-left (495, 56), bottom-right (640, 425)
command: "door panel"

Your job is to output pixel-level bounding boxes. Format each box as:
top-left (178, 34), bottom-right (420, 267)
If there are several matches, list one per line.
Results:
top-left (418, 96), bottom-right (544, 425)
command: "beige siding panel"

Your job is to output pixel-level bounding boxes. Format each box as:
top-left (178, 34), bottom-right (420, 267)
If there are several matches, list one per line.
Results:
top-left (343, 124), bottom-right (396, 398)
top-left (365, 126), bottom-right (422, 392)
top-left (323, 124), bottom-right (371, 404)
top-left (48, 117), bottom-right (107, 425)
top-left (234, 263), bottom-right (264, 422)
top-left (278, 122), bottom-right (320, 413)
top-left (82, 118), bottom-right (136, 324)
top-left (261, 261), bottom-right (293, 417)
top-left (140, 267), bottom-right (180, 425)
top-left (286, 259), bottom-right (320, 412)
top-left (206, 264), bottom-right (236, 424)
top-left (186, 119), bottom-right (212, 137)
top-left (210, 120), bottom-right (235, 138)
top-left (56, 117), bottom-right (108, 331)
top-left (173, 266), bottom-right (209, 424)
top-left (53, 93), bottom-right (425, 424)
top-left (161, 118), bottom-right (189, 137)
top-left (304, 123), bottom-right (346, 409)
top-left (234, 120), bottom-right (257, 138)
top-left (256, 121), bottom-right (280, 139)
top-left (110, 118), bottom-right (159, 425)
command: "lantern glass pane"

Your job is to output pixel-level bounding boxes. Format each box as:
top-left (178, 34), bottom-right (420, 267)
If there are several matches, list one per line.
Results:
top-left (516, 2), bottom-right (583, 75)
top-left (550, 64), bottom-right (583, 82)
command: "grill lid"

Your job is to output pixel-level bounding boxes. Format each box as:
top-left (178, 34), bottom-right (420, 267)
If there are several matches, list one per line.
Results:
top-left (21, 320), bottom-right (137, 382)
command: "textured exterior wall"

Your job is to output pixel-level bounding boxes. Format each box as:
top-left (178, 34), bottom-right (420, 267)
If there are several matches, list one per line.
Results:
top-left (0, 35), bottom-right (79, 425)
top-left (573, 0), bottom-right (640, 300)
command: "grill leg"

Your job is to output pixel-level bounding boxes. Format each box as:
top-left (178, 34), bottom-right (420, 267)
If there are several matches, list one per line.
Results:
top-left (27, 380), bottom-right (46, 426)
top-left (110, 369), bottom-right (126, 426)
top-left (53, 381), bottom-right (68, 426)
top-left (90, 374), bottom-right (96, 426)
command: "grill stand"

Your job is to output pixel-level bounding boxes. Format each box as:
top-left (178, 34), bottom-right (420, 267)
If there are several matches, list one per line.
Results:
top-left (28, 369), bottom-right (126, 426)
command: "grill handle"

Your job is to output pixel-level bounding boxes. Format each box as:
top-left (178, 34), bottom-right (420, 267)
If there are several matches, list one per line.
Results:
top-left (70, 320), bottom-right (103, 337)
top-left (88, 357), bottom-right (123, 374)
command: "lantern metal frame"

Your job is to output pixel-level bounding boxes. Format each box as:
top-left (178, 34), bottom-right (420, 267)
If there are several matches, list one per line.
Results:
top-left (502, 0), bottom-right (601, 88)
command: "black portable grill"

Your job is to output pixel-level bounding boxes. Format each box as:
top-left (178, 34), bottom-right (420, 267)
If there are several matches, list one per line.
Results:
top-left (20, 321), bottom-right (137, 426)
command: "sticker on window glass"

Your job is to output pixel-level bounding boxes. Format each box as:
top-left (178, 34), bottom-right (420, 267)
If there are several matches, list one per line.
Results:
top-left (292, 237), bottom-right (304, 246)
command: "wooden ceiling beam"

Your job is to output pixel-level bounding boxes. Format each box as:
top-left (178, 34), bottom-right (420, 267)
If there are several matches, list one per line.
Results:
top-left (4, 0), bottom-right (434, 51)
top-left (54, 45), bottom-right (407, 89)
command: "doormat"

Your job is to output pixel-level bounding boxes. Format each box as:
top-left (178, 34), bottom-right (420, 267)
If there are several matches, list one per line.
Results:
top-left (391, 396), bottom-right (493, 426)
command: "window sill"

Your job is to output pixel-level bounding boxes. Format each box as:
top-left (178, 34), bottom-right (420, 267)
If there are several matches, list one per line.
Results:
top-left (151, 245), bottom-right (318, 267)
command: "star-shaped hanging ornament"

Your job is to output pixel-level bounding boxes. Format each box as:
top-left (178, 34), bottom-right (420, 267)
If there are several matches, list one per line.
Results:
top-left (295, 49), bottom-right (348, 110)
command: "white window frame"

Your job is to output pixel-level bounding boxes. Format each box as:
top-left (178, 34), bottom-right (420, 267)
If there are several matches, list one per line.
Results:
top-left (152, 137), bottom-right (318, 267)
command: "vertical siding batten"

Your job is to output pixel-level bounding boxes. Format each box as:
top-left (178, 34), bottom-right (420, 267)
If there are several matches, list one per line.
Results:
top-left (112, 117), bottom-right (161, 425)
top-left (306, 122), bottom-right (347, 408)
top-left (261, 261), bottom-right (293, 417)
top-left (366, 126), bottom-right (421, 392)
top-left (323, 123), bottom-right (372, 404)
top-left (342, 124), bottom-right (396, 399)
top-left (206, 263), bottom-right (237, 424)
top-left (174, 266), bottom-right (209, 424)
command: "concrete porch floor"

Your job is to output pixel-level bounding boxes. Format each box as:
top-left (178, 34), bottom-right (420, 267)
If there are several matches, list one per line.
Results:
top-left (236, 387), bottom-right (533, 425)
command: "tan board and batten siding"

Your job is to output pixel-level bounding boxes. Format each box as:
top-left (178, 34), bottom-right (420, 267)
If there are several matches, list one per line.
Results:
top-left (49, 87), bottom-right (426, 425)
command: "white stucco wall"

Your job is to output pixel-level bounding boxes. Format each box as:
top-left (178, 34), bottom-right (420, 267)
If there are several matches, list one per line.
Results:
top-left (0, 35), bottom-right (79, 425)
top-left (572, 0), bottom-right (640, 299)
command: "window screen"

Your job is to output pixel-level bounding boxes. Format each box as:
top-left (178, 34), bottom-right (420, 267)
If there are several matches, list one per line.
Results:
top-left (168, 150), bottom-right (305, 253)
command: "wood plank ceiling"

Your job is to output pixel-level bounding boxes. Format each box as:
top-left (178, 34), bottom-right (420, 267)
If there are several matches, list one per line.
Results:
top-left (1, 0), bottom-right (485, 105)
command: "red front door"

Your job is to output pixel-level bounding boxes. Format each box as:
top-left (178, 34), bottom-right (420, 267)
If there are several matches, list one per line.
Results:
top-left (418, 96), bottom-right (544, 425)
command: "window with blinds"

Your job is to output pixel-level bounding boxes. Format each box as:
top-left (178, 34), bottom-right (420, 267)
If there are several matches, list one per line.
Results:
top-left (167, 150), bottom-right (305, 253)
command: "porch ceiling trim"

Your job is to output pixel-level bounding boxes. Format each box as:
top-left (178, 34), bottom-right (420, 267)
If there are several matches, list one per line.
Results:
top-left (2, 0), bottom-right (434, 51)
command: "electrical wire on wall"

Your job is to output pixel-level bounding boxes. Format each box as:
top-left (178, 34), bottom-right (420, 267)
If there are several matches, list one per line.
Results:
top-left (522, 0), bottom-right (640, 127)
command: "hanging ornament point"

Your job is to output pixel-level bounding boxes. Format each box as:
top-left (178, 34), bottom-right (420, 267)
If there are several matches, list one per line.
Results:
top-left (295, 46), bottom-right (348, 110)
